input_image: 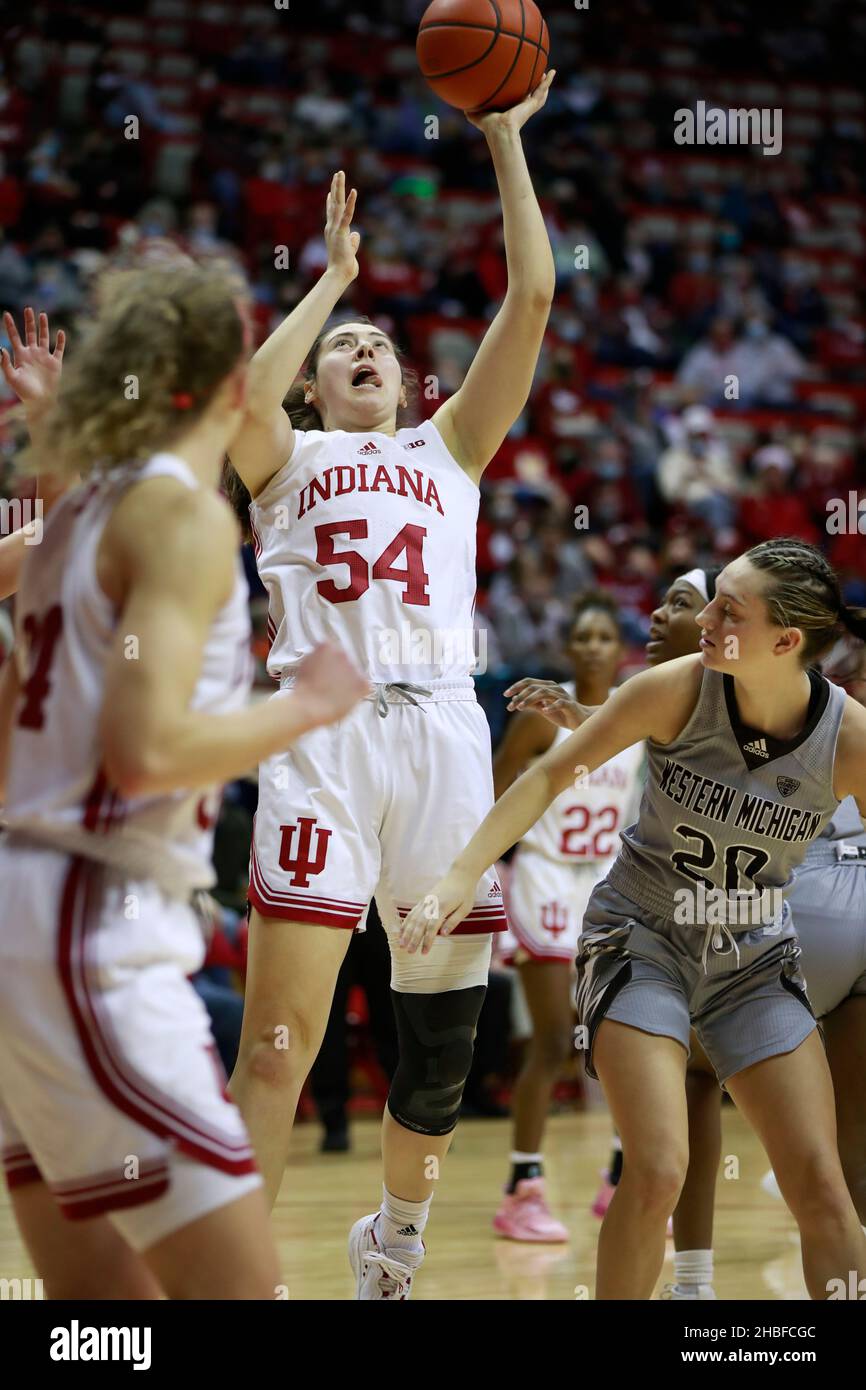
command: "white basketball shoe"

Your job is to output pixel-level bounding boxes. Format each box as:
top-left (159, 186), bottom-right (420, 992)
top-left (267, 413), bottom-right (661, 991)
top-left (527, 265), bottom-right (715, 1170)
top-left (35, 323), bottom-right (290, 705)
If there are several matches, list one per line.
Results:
top-left (348, 1213), bottom-right (425, 1300)
top-left (661, 1282), bottom-right (717, 1300)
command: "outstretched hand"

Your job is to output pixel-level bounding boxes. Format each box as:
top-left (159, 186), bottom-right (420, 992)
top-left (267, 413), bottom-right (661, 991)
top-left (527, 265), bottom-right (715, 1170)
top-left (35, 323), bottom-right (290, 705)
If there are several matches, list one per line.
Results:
top-left (1, 307), bottom-right (65, 414)
top-left (503, 677), bottom-right (584, 729)
top-left (397, 869), bottom-right (478, 954)
top-left (324, 171), bottom-right (361, 284)
top-left (465, 68), bottom-right (555, 136)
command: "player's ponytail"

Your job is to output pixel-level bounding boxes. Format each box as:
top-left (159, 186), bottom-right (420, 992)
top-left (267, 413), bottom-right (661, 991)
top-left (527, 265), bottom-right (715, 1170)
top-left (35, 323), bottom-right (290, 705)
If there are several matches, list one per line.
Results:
top-left (839, 603), bottom-right (866, 642)
top-left (746, 538), bottom-right (866, 664)
top-left (23, 265), bottom-right (246, 481)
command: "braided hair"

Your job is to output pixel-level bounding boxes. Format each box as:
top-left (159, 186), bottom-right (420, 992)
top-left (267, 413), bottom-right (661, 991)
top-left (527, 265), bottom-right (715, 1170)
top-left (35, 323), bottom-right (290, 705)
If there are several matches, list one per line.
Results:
top-left (746, 538), bottom-right (866, 665)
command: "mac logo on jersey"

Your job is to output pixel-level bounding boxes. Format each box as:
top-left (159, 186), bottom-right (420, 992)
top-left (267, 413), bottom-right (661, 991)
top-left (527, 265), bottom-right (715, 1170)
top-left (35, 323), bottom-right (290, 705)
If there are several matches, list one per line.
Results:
top-left (776, 776), bottom-right (801, 797)
top-left (278, 816), bottom-right (332, 887)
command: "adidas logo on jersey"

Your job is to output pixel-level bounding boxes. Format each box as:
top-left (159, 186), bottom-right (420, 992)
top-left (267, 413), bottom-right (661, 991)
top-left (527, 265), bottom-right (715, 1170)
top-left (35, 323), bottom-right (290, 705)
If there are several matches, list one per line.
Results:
top-left (488, 883), bottom-right (502, 897)
top-left (742, 737), bottom-right (769, 758)
top-left (357, 440), bottom-right (381, 456)
top-left (396, 1224), bottom-right (419, 1236)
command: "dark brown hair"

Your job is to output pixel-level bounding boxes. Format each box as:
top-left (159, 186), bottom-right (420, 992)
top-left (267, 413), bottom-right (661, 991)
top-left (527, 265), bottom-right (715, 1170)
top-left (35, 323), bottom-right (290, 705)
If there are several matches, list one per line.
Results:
top-left (223, 315), bottom-right (420, 531)
top-left (570, 588), bottom-right (625, 638)
top-left (746, 538), bottom-right (866, 665)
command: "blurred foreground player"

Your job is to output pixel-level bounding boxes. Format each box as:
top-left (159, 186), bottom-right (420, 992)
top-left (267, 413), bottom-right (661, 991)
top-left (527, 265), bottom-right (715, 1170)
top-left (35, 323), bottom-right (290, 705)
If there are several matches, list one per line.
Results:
top-left (0, 266), bottom-right (367, 1299)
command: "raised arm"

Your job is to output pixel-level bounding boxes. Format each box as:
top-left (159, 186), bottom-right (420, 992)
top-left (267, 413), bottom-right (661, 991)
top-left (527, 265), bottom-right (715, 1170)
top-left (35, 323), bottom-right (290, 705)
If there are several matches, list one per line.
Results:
top-left (97, 480), bottom-right (368, 796)
top-left (1, 307), bottom-right (68, 598)
top-left (399, 655), bottom-right (704, 951)
top-left (228, 173), bottom-right (359, 498)
top-left (432, 73), bottom-right (556, 483)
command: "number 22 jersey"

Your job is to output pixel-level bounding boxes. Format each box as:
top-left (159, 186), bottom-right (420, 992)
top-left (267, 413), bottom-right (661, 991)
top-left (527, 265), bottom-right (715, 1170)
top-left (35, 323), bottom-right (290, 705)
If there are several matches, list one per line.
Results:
top-left (521, 686), bottom-right (645, 865)
top-left (248, 419), bottom-right (481, 684)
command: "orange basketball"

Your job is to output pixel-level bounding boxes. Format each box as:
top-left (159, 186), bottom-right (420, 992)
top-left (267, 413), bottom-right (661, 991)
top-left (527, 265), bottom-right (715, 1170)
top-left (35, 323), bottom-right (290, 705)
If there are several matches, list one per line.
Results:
top-left (417, 0), bottom-right (550, 113)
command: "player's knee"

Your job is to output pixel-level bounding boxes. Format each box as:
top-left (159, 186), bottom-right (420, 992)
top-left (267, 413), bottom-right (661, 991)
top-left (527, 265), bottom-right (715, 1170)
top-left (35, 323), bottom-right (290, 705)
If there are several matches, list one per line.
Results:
top-left (530, 1023), bottom-right (574, 1073)
top-left (785, 1158), bottom-right (854, 1229)
top-left (388, 985), bottom-right (486, 1136)
top-left (623, 1150), bottom-right (688, 1212)
top-left (243, 1021), bottom-right (312, 1090)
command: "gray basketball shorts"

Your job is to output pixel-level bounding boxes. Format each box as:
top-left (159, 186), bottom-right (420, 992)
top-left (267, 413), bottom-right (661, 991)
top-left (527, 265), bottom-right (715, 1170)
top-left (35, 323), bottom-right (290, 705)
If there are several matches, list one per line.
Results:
top-left (575, 880), bottom-right (816, 1086)
top-left (788, 851), bottom-right (866, 1019)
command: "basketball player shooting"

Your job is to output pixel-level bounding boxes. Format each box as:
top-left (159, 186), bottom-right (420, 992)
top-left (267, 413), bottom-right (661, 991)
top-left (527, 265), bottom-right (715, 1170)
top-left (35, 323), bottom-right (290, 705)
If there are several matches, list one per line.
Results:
top-left (224, 71), bottom-right (556, 1299)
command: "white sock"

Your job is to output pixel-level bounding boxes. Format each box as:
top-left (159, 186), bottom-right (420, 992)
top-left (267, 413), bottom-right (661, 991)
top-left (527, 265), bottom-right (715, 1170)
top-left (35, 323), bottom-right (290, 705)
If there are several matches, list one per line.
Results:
top-left (510, 1150), bottom-right (543, 1165)
top-left (674, 1248), bottom-right (713, 1288)
top-left (377, 1186), bottom-right (431, 1253)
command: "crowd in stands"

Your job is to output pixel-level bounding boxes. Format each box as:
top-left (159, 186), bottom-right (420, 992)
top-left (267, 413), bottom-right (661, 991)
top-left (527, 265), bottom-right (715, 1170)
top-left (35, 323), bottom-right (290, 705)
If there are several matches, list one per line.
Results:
top-left (1, 0), bottom-right (864, 685)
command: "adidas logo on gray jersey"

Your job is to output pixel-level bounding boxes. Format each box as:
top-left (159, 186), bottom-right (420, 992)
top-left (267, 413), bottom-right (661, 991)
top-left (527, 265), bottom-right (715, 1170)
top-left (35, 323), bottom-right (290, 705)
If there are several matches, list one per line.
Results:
top-left (742, 737), bottom-right (769, 758)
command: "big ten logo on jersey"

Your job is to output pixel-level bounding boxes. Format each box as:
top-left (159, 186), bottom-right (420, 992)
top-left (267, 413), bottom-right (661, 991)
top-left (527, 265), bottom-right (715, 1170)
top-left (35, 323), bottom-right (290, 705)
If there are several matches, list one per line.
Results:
top-left (540, 902), bottom-right (568, 939)
top-left (559, 804), bottom-right (620, 858)
top-left (278, 816), bottom-right (331, 887)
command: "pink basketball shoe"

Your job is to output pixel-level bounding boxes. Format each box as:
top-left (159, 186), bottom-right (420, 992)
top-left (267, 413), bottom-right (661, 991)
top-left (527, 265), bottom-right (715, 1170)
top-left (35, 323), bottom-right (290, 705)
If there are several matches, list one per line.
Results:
top-left (493, 1178), bottom-right (569, 1243)
top-left (591, 1171), bottom-right (616, 1218)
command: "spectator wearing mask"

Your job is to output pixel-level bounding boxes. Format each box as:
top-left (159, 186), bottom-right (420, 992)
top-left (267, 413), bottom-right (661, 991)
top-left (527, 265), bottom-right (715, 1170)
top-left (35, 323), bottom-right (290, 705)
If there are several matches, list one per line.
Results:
top-left (676, 317), bottom-right (742, 405)
top-left (657, 405), bottom-right (738, 534)
top-left (734, 312), bottom-right (807, 407)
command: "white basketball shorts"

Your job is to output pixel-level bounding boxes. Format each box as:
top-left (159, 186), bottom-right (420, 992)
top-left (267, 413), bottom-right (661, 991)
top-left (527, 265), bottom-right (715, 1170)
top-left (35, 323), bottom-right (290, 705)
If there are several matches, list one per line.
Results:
top-left (500, 847), bottom-right (611, 965)
top-left (0, 840), bottom-right (261, 1252)
top-left (249, 680), bottom-right (507, 935)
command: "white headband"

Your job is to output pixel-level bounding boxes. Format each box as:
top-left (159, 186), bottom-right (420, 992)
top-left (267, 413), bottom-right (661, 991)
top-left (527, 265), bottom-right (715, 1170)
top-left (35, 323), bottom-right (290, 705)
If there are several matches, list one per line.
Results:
top-left (676, 569), bottom-right (709, 603)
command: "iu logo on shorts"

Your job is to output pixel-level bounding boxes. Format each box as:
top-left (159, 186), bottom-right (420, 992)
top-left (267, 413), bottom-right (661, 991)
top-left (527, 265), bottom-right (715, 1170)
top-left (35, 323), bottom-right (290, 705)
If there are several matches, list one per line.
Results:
top-left (278, 816), bottom-right (332, 887)
top-left (541, 902), bottom-right (568, 939)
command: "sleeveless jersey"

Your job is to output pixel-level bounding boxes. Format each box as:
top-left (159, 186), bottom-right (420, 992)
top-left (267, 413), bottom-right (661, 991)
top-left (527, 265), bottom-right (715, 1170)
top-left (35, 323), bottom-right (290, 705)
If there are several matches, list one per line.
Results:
top-left (4, 453), bottom-right (252, 896)
top-left (522, 685), bottom-right (645, 864)
top-left (248, 418), bottom-right (480, 684)
top-left (607, 663), bottom-right (847, 923)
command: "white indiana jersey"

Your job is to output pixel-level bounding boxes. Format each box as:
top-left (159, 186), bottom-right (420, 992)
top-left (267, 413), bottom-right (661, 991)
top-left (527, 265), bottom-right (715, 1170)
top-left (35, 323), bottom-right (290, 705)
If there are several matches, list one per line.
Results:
top-left (248, 418), bottom-right (480, 684)
top-left (4, 453), bottom-right (252, 897)
top-left (522, 686), bottom-right (645, 865)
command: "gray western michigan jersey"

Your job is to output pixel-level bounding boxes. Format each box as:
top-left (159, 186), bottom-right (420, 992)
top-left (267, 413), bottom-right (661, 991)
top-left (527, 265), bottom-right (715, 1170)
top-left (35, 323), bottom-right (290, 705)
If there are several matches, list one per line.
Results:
top-left (605, 664), bottom-right (848, 924)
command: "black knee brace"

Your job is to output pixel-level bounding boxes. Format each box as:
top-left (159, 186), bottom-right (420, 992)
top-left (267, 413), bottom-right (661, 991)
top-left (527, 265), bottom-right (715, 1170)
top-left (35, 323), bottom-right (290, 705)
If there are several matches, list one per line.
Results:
top-left (387, 986), bottom-right (487, 1137)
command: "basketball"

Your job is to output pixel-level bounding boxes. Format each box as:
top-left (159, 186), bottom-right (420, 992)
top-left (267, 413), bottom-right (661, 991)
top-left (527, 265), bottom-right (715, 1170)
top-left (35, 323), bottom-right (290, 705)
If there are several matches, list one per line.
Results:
top-left (417, 0), bottom-right (550, 113)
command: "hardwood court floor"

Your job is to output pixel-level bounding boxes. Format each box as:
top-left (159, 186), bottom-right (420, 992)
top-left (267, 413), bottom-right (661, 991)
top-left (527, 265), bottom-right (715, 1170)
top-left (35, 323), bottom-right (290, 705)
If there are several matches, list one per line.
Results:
top-left (0, 1109), bottom-right (810, 1299)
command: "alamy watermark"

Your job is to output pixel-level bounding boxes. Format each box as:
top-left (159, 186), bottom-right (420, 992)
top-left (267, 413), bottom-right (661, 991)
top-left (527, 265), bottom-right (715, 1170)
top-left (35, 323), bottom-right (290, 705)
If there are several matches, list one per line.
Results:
top-left (0, 497), bottom-right (43, 545)
top-left (673, 884), bottom-right (784, 929)
top-left (0, 1276), bottom-right (44, 1299)
top-left (376, 625), bottom-right (488, 675)
top-left (674, 101), bottom-right (782, 157)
